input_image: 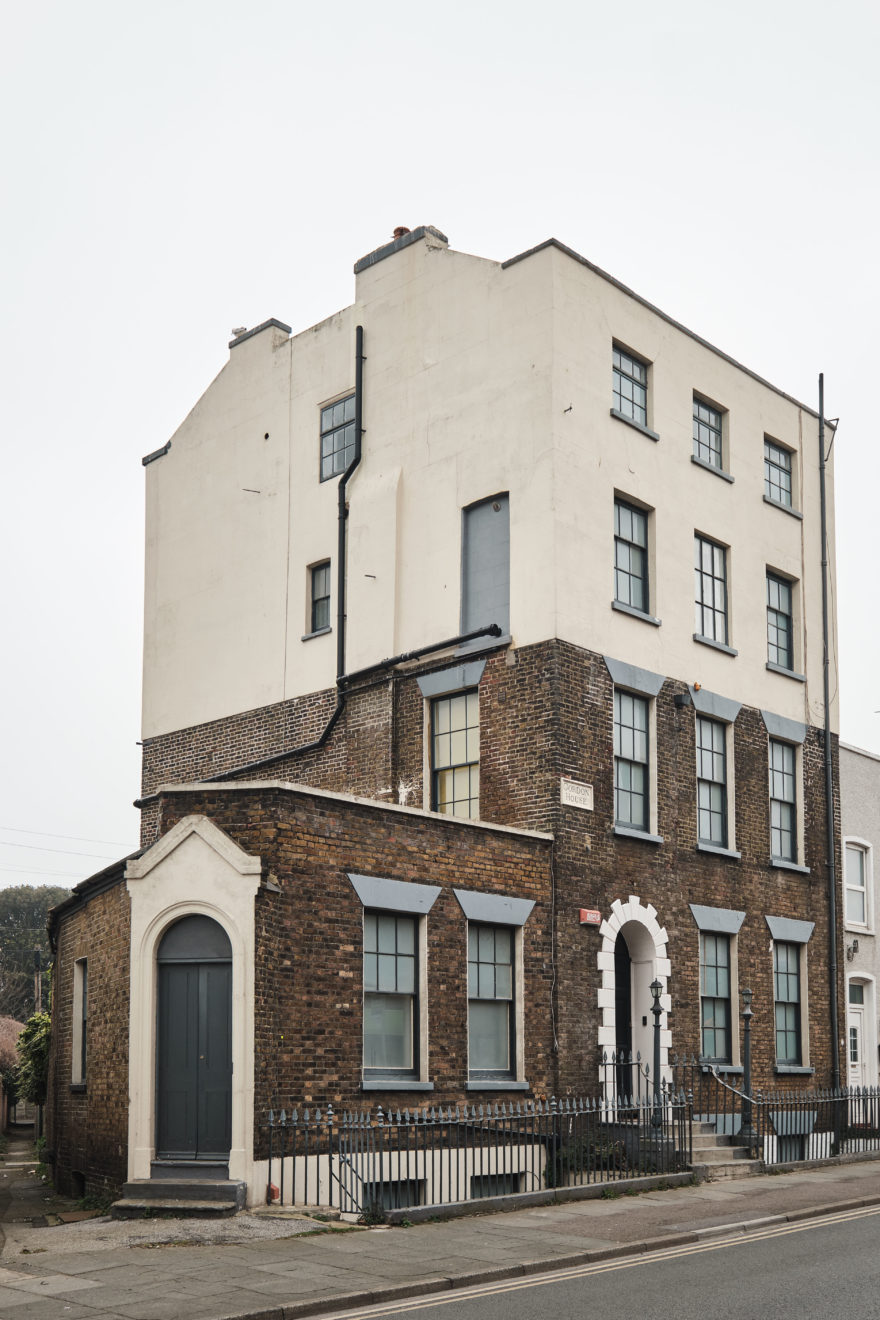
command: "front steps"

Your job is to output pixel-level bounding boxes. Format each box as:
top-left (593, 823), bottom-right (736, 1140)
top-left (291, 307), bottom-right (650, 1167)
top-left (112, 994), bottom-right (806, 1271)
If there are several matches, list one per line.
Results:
top-left (112, 1174), bottom-right (247, 1220)
top-left (691, 1122), bottom-right (763, 1180)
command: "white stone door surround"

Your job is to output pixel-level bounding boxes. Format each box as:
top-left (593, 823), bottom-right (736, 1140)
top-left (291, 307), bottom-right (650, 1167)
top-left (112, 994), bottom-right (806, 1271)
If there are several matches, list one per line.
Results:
top-left (597, 895), bottom-right (671, 1089)
top-left (125, 815), bottom-right (261, 1197)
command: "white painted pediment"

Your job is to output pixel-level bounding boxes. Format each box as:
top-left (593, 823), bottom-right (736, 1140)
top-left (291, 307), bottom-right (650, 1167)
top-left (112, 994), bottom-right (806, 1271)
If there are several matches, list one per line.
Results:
top-left (125, 814), bottom-right (261, 881)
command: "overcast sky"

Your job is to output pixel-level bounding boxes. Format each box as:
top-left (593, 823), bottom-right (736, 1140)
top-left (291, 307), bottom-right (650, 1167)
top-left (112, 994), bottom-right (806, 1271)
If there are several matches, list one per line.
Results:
top-left (2, 0), bottom-right (878, 891)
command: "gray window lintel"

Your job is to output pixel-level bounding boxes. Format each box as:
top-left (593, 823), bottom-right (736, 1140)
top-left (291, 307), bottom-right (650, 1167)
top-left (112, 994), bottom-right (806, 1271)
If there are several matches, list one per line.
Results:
top-left (696, 843), bottom-right (742, 861)
top-left (691, 454), bottom-right (735, 483)
top-left (417, 659), bottom-right (487, 700)
top-left (613, 825), bottom-right (664, 845)
top-left (766, 662), bottom-right (807, 683)
top-left (609, 408), bottom-right (660, 442)
top-left (348, 873), bottom-right (442, 914)
top-left (689, 903), bottom-right (745, 935)
top-left (693, 634), bottom-right (739, 657)
top-left (770, 857), bottom-right (811, 875)
top-left (453, 888), bottom-right (535, 927)
top-left (603, 656), bottom-right (665, 698)
top-left (689, 687), bottom-right (742, 723)
top-left (765, 915), bottom-right (815, 944)
top-left (762, 711), bottom-right (807, 744)
top-left (763, 494), bottom-right (803, 520)
top-left (611, 600), bottom-right (662, 627)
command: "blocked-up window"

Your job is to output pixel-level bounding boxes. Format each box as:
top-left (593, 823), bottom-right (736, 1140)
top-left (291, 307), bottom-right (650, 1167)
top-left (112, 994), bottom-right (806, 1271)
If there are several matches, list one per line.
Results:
top-left (461, 494), bottom-right (509, 638)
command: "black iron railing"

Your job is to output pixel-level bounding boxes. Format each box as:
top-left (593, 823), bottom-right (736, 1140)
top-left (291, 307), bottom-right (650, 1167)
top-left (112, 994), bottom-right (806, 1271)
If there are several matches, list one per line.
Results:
top-left (265, 1090), bottom-right (692, 1215)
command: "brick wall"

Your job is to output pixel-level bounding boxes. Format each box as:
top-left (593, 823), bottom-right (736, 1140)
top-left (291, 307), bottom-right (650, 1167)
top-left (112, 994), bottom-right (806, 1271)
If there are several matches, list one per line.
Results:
top-left (47, 877), bottom-right (131, 1197)
top-left (142, 638), bottom-right (843, 1091)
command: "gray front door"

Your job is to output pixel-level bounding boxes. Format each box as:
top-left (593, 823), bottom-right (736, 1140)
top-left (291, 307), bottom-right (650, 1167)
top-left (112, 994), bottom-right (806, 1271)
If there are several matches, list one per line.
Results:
top-left (156, 917), bottom-right (232, 1160)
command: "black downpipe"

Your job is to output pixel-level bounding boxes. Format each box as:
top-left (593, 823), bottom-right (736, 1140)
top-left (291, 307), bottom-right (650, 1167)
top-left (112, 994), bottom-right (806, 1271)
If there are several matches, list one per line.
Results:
top-left (819, 373), bottom-right (841, 1089)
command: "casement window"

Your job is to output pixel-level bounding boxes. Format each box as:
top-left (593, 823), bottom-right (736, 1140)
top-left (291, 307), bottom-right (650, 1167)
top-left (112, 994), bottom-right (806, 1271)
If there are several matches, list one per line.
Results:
top-left (72, 958), bottom-right (88, 1086)
top-left (694, 535), bottom-right (730, 648)
top-left (363, 912), bottom-right (418, 1081)
top-left (461, 493), bottom-right (510, 639)
top-left (766, 573), bottom-right (794, 671)
top-left (612, 345), bottom-right (649, 428)
top-left (468, 924), bottom-right (515, 1080)
top-left (700, 933), bottom-right (731, 1064)
top-left (614, 689), bottom-right (649, 832)
top-left (696, 717), bottom-right (728, 848)
top-left (309, 561), bottom-right (331, 635)
top-left (319, 394), bottom-right (356, 481)
top-left (773, 940), bottom-right (802, 1066)
top-left (845, 843), bottom-right (870, 928)
top-left (431, 690), bottom-right (479, 819)
top-left (614, 498), bottom-right (649, 614)
top-left (769, 739), bottom-right (797, 863)
top-left (693, 397), bottom-right (724, 471)
top-left (764, 439), bottom-right (793, 508)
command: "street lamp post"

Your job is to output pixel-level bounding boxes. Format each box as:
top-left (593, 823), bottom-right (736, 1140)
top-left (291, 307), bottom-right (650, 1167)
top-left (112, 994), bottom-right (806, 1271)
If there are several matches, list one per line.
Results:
top-left (739, 987), bottom-right (755, 1143)
top-left (650, 979), bottom-right (663, 1128)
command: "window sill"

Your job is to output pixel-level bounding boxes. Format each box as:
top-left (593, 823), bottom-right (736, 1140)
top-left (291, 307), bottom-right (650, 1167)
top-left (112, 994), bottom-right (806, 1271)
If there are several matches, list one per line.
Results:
top-left (774, 1065), bottom-right (814, 1076)
top-left (694, 633), bottom-right (738, 657)
top-left (691, 454), bottom-right (734, 484)
top-left (764, 494), bottom-right (803, 520)
top-left (301, 626), bottom-right (332, 642)
top-left (697, 842), bottom-right (742, 860)
top-left (766, 662), bottom-right (806, 683)
top-left (610, 408), bottom-right (660, 442)
top-left (70, 1083), bottom-right (87, 1094)
top-left (466, 1080), bottom-right (531, 1092)
top-left (361, 1079), bottom-right (434, 1093)
top-left (614, 825), bottom-right (664, 845)
top-left (698, 1061), bottom-right (743, 1075)
top-left (611, 600), bottom-right (661, 627)
top-left (770, 857), bottom-right (811, 875)
top-left (456, 632), bottom-right (512, 658)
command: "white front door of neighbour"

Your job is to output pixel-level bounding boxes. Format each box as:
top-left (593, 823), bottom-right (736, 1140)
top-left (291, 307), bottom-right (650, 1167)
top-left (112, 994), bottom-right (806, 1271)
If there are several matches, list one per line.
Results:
top-left (848, 1007), bottom-right (866, 1088)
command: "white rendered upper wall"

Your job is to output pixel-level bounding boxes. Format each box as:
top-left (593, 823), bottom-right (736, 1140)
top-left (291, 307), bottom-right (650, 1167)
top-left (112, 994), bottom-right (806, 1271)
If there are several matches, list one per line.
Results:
top-left (142, 229), bottom-right (838, 739)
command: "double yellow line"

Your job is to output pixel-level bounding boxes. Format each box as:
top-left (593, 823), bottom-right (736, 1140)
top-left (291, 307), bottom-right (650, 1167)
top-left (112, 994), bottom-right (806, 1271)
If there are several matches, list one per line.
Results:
top-left (322, 1204), bottom-right (880, 1320)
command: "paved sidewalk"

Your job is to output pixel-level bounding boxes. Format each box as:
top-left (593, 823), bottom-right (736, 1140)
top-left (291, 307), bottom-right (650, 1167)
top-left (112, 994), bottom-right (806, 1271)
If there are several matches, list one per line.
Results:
top-left (3, 1130), bottom-right (880, 1320)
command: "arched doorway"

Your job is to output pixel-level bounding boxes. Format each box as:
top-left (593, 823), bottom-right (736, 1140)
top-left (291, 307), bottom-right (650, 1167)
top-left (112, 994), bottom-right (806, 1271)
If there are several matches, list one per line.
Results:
top-left (156, 915), bottom-right (232, 1162)
top-left (597, 896), bottom-right (670, 1098)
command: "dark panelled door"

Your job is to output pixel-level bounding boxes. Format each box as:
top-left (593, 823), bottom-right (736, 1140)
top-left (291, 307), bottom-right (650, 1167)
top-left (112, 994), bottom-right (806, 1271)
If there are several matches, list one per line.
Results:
top-left (156, 926), bottom-right (232, 1159)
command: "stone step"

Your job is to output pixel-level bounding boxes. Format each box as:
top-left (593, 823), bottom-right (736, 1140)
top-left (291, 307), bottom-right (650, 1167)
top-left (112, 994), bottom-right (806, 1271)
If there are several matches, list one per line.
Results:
top-left (111, 1197), bottom-right (240, 1220)
top-left (151, 1160), bottom-right (229, 1182)
top-left (692, 1159), bottom-right (764, 1181)
top-left (692, 1145), bottom-right (756, 1162)
top-left (115, 1178), bottom-right (247, 1212)
top-left (692, 1133), bottom-right (739, 1149)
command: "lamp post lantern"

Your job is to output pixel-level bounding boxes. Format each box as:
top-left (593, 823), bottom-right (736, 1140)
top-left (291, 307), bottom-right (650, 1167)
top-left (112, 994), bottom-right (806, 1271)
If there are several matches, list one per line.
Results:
top-left (739, 986), bottom-right (755, 1143)
top-left (650, 979), bottom-right (663, 1128)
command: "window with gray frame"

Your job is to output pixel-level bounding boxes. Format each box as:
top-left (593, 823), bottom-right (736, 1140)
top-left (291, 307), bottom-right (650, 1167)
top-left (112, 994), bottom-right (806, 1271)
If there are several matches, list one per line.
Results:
top-left (769, 739), bottom-right (796, 862)
top-left (614, 689), bottom-right (649, 831)
top-left (694, 535), bottom-right (729, 644)
top-left (773, 940), bottom-right (801, 1065)
top-left (700, 933), bottom-right (731, 1063)
top-left (468, 924), bottom-right (514, 1078)
top-left (767, 573), bottom-right (794, 669)
top-left (693, 397), bottom-right (723, 469)
top-left (73, 958), bottom-right (88, 1085)
top-left (696, 717), bottom-right (727, 847)
top-left (764, 439), bottom-right (793, 507)
top-left (310, 562), bottom-right (331, 633)
top-left (320, 395), bottom-right (356, 481)
top-left (612, 346), bottom-right (648, 427)
top-left (846, 844), bottom-right (868, 925)
top-left (614, 499), bottom-right (649, 612)
top-left (431, 690), bottom-right (479, 819)
top-left (363, 912), bottom-right (417, 1079)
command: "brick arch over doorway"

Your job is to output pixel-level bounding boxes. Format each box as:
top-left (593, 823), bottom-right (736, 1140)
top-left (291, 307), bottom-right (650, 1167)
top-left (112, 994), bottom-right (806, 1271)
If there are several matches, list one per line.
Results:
top-left (596, 896), bottom-right (672, 1091)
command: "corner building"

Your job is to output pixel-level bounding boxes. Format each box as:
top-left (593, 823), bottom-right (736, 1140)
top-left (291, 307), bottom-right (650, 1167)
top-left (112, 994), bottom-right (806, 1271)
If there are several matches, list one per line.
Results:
top-left (50, 226), bottom-right (843, 1201)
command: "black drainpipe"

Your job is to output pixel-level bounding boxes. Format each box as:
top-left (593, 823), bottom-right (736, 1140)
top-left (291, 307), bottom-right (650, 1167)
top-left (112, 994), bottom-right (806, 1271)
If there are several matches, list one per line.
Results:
top-left (819, 373), bottom-right (841, 1089)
